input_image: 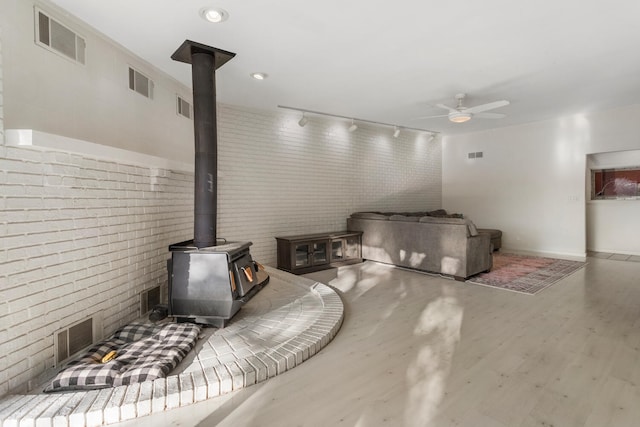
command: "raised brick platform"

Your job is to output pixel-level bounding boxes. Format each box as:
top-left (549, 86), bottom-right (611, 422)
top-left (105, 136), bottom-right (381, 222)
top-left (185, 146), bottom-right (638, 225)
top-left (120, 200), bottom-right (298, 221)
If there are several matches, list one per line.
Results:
top-left (0, 267), bottom-right (344, 426)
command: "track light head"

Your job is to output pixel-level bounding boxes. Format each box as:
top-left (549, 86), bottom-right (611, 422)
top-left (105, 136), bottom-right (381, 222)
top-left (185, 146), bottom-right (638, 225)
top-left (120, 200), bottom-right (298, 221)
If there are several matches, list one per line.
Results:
top-left (276, 105), bottom-right (437, 136)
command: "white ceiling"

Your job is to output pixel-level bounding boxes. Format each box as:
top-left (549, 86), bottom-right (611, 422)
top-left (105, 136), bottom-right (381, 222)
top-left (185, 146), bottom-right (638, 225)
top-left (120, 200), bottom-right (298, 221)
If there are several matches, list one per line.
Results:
top-left (50, 0), bottom-right (640, 135)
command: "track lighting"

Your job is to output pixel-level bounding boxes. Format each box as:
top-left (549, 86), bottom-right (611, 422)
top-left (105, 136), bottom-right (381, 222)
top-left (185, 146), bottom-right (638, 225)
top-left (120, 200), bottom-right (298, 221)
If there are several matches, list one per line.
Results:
top-left (277, 105), bottom-right (438, 136)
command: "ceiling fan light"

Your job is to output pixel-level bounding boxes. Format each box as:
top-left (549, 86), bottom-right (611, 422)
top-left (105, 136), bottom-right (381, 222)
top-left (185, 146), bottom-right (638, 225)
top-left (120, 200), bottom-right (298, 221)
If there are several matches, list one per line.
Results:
top-left (449, 112), bottom-right (472, 123)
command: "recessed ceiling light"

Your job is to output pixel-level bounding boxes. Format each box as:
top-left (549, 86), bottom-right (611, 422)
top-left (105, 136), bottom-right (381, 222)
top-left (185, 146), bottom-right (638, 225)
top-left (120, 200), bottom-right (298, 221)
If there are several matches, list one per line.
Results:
top-left (200, 7), bottom-right (229, 23)
top-left (250, 72), bottom-right (268, 80)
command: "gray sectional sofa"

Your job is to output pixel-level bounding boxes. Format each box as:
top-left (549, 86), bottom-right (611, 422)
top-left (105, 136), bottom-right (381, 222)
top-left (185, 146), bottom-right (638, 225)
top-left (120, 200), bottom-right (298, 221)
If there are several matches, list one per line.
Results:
top-left (347, 211), bottom-right (493, 280)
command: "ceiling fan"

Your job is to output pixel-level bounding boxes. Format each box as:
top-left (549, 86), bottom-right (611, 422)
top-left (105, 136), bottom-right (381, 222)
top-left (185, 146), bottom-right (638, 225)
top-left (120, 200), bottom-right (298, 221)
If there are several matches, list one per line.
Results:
top-left (420, 93), bottom-right (510, 123)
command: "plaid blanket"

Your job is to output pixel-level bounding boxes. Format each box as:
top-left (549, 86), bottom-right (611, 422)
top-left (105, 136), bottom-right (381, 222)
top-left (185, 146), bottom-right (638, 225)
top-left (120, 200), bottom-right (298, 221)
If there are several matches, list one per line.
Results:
top-left (44, 322), bottom-right (201, 392)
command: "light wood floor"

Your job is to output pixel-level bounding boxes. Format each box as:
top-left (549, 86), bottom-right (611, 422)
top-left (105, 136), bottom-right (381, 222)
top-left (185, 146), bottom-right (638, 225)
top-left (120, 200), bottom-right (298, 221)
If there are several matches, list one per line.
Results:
top-left (122, 256), bottom-right (640, 427)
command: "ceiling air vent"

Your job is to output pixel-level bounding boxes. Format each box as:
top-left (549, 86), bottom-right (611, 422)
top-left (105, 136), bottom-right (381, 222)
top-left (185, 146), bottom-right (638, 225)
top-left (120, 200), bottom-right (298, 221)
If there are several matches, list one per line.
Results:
top-left (129, 67), bottom-right (154, 99)
top-left (35, 8), bottom-right (86, 65)
top-left (177, 95), bottom-right (193, 119)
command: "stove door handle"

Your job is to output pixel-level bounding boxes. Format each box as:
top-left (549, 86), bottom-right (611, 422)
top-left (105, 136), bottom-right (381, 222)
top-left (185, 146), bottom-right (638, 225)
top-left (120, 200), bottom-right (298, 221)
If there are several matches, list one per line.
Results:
top-left (242, 266), bottom-right (254, 282)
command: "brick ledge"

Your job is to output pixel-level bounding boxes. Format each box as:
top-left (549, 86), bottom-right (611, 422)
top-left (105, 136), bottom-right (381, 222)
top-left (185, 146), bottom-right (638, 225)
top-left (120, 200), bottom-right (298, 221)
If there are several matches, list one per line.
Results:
top-left (0, 267), bottom-right (344, 427)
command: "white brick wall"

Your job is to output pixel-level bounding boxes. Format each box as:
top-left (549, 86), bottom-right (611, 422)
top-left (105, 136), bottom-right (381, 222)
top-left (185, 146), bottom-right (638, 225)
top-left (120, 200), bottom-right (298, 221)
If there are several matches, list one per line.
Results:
top-left (0, 142), bottom-right (194, 396)
top-left (216, 104), bottom-right (442, 263)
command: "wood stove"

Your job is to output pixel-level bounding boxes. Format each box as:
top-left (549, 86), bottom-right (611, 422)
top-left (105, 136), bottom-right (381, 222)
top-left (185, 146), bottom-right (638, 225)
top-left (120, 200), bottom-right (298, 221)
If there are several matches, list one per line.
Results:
top-left (167, 41), bottom-right (268, 327)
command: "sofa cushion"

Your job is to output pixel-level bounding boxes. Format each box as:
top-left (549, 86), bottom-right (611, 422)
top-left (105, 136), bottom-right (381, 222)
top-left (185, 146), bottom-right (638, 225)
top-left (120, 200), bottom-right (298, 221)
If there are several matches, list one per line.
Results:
top-left (44, 322), bottom-right (201, 392)
top-left (419, 216), bottom-right (479, 237)
top-left (426, 209), bottom-right (448, 217)
top-left (350, 212), bottom-right (389, 220)
top-left (389, 214), bottom-right (420, 222)
top-left (426, 209), bottom-right (464, 218)
top-left (419, 216), bottom-right (467, 225)
top-left (467, 221), bottom-right (479, 236)
top-left (403, 212), bottom-right (428, 217)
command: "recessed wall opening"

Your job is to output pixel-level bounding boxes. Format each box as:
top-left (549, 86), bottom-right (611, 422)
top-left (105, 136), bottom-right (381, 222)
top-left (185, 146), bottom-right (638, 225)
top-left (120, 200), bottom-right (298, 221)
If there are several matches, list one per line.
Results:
top-left (586, 149), bottom-right (640, 257)
top-left (592, 167), bottom-right (640, 200)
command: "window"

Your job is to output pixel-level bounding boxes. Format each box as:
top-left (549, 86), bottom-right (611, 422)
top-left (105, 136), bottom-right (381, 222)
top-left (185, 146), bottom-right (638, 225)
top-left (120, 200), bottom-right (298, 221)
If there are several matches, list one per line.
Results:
top-left (592, 167), bottom-right (640, 200)
top-left (177, 95), bottom-right (192, 119)
top-left (128, 67), bottom-right (154, 99)
top-left (35, 8), bottom-right (86, 64)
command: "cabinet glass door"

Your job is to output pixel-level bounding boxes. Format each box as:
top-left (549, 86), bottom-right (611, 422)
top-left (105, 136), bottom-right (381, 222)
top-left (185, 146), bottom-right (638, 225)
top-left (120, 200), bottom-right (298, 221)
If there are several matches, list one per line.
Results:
top-left (312, 242), bottom-right (328, 264)
top-left (331, 240), bottom-right (344, 261)
top-left (294, 243), bottom-right (310, 267)
top-left (345, 236), bottom-right (360, 259)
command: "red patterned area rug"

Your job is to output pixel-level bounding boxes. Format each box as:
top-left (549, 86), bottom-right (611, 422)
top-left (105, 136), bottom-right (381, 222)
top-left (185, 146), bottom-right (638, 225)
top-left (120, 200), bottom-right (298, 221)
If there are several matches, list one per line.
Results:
top-left (466, 253), bottom-right (586, 295)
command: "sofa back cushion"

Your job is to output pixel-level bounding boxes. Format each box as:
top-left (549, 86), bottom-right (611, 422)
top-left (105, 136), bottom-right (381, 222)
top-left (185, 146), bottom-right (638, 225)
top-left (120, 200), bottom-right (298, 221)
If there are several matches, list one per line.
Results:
top-left (350, 212), bottom-right (389, 220)
top-left (389, 214), bottom-right (420, 222)
top-left (418, 216), bottom-right (479, 236)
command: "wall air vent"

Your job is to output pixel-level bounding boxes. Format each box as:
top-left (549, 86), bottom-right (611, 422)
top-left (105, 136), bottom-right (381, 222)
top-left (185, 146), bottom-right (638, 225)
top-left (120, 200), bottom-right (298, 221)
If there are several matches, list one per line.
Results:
top-left (140, 286), bottom-right (161, 315)
top-left (54, 314), bottom-right (103, 366)
top-left (129, 67), bottom-right (154, 99)
top-left (35, 8), bottom-right (86, 65)
top-left (177, 95), bottom-right (193, 119)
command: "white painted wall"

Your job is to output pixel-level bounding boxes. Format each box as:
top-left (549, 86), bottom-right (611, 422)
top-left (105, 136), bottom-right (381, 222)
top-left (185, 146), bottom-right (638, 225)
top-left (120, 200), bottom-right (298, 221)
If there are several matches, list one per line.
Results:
top-left (0, 0), bottom-right (194, 163)
top-left (0, 2), bottom-right (443, 396)
top-left (587, 150), bottom-right (640, 255)
top-left (443, 105), bottom-right (640, 258)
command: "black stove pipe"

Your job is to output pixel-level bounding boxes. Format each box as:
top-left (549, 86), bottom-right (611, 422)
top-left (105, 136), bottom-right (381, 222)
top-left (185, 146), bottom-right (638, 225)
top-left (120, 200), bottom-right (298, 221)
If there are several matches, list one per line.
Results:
top-left (191, 52), bottom-right (217, 248)
top-left (171, 41), bottom-right (236, 248)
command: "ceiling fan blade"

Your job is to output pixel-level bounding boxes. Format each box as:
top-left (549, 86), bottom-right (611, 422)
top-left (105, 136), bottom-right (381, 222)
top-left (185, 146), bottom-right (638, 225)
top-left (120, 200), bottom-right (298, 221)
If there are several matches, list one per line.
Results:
top-left (474, 112), bottom-right (506, 119)
top-left (412, 114), bottom-right (449, 120)
top-left (435, 103), bottom-right (458, 113)
top-left (465, 100), bottom-right (510, 114)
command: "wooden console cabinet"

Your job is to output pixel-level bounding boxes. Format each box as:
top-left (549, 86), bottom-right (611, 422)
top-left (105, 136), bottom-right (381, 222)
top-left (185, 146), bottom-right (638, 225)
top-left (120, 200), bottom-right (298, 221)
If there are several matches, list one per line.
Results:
top-left (276, 231), bottom-right (363, 274)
